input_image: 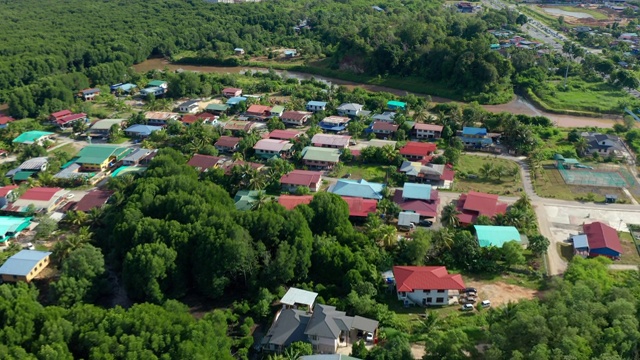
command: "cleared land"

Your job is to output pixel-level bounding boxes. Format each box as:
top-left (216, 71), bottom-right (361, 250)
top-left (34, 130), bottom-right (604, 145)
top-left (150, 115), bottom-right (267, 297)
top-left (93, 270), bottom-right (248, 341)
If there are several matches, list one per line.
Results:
top-left (330, 164), bottom-right (389, 183)
top-left (534, 164), bottom-right (629, 203)
top-left (533, 80), bottom-right (640, 115)
top-left (453, 154), bottom-right (523, 196)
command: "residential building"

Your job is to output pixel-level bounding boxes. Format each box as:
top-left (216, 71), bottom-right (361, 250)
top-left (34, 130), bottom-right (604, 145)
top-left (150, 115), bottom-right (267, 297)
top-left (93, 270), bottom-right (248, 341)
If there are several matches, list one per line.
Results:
top-left (262, 302), bottom-right (378, 354)
top-left (253, 139), bottom-right (294, 159)
top-left (342, 197), bottom-right (377, 218)
top-left (319, 116), bottom-right (350, 133)
top-left (178, 100), bottom-right (200, 113)
top-left (301, 147), bottom-right (341, 169)
top-left (139, 87), bottom-right (165, 97)
top-left (73, 190), bottom-right (113, 212)
top-left (226, 96), bottom-right (247, 106)
top-left (187, 154), bottom-right (227, 172)
top-left (7, 157), bottom-right (49, 182)
top-left (281, 111), bottom-right (312, 126)
top-left (0, 250), bottom-right (52, 282)
top-left (12, 131), bottom-right (54, 146)
top-left (122, 149), bottom-right (152, 166)
top-left (75, 145), bottom-right (132, 171)
top-left (474, 225), bottom-right (524, 248)
top-left (306, 101), bottom-right (327, 112)
top-left (268, 129), bottom-right (303, 141)
top-left (223, 88), bottom-right (243, 98)
top-left (0, 116), bottom-right (12, 129)
top-left (387, 100), bottom-right (406, 110)
top-left (49, 110), bottom-right (87, 129)
top-left (284, 49), bottom-right (297, 58)
top-left (88, 119), bottom-right (126, 137)
top-left (278, 195), bottom-right (314, 210)
top-left (0, 216), bottom-right (32, 246)
top-left (147, 80), bottom-right (168, 90)
top-left (280, 170), bottom-right (322, 192)
top-left (214, 136), bottom-right (241, 153)
top-left (413, 123), bottom-right (443, 139)
top-left (79, 88), bottom-right (100, 101)
top-left (398, 161), bottom-right (455, 189)
top-left (124, 124), bottom-right (163, 138)
top-left (371, 112), bottom-right (396, 123)
top-left (223, 120), bottom-right (265, 135)
top-left (337, 103), bottom-right (364, 117)
top-left (270, 105), bottom-right (285, 117)
top-left (110, 83), bottom-right (137, 94)
top-left (49, 110), bottom-right (72, 122)
top-left (575, 222), bottom-right (623, 259)
top-left (456, 191), bottom-right (508, 226)
top-left (144, 111), bottom-right (180, 126)
top-left (0, 186), bottom-right (19, 208)
top-left (246, 104), bottom-right (272, 119)
top-left (393, 266), bottom-right (465, 307)
top-left (312, 134), bottom-right (351, 149)
top-left (205, 103), bottom-right (229, 114)
top-left (392, 183), bottom-right (439, 218)
top-left (367, 139), bottom-right (397, 148)
top-left (4, 187), bottom-right (69, 213)
top-left (234, 190), bottom-right (265, 211)
top-left (459, 127), bottom-right (492, 148)
top-left (370, 122), bottom-right (398, 138)
top-left (328, 179), bottom-right (384, 200)
top-left (399, 142), bottom-right (436, 162)
top-left (580, 132), bottom-right (626, 157)
top-left (183, 113), bottom-right (218, 127)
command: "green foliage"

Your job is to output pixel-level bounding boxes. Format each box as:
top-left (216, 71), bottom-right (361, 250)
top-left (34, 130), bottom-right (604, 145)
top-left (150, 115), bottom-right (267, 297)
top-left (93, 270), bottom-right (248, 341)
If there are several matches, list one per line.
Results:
top-left (123, 242), bottom-right (178, 303)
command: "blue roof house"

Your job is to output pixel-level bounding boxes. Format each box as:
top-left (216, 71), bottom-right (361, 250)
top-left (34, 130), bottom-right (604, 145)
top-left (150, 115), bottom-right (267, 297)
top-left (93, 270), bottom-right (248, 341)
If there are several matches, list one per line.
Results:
top-left (387, 100), bottom-right (406, 110)
top-left (124, 124), bottom-right (163, 138)
top-left (110, 83), bottom-right (137, 94)
top-left (306, 101), bottom-right (327, 112)
top-left (401, 183), bottom-right (433, 201)
top-left (0, 250), bottom-right (52, 282)
top-left (459, 127), bottom-right (492, 148)
top-left (328, 179), bottom-right (385, 200)
top-left (572, 234), bottom-right (589, 257)
top-left (226, 96), bottom-right (247, 106)
top-left (474, 225), bottom-right (524, 248)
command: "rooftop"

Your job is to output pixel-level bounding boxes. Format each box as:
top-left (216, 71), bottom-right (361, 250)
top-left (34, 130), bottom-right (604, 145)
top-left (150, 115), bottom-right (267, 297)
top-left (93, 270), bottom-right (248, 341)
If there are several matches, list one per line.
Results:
top-left (206, 103), bottom-right (229, 111)
top-left (89, 119), bottom-right (126, 131)
top-left (280, 170), bottom-right (322, 187)
top-left (278, 195), bottom-right (314, 210)
top-left (73, 190), bottom-right (113, 212)
top-left (329, 179), bottom-right (384, 200)
top-left (215, 136), bottom-right (241, 148)
top-left (144, 112), bottom-right (179, 121)
top-left (414, 123), bottom-right (444, 132)
top-left (312, 134), bottom-right (351, 147)
top-left (301, 147), bottom-right (341, 163)
top-left (401, 183), bottom-right (433, 201)
top-left (399, 142), bottom-right (437, 156)
top-left (281, 111), bottom-right (311, 121)
top-left (18, 157), bottom-right (48, 171)
top-left (253, 139), bottom-right (293, 153)
top-left (474, 225), bottom-right (522, 247)
top-left (393, 265), bottom-right (465, 291)
top-left (583, 221), bottom-right (623, 253)
top-left (307, 101), bottom-right (327, 107)
top-left (12, 131), bottom-right (54, 144)
top-left (147, 80), bottom-right (167, 87)
top-left (187, 154), bottom-right (226, 171)
top-left (280, 287), bottom-right (319, 307)
top-left (0, 250), bottom-right (51, 277)
top-left (20, 187), bottom-right (64, 202)
top-left (462, 127), bottom-right (487, 136)
top-left (337, 103), bottom-right (363, 111)
top-left (371, 122), bottom-right (398, 132)
top-left (268, 129), bottom-right (303, 140)
top-left (125, 124), bottom-right (162, 136)
top-left (342, 197), bottom-right (377, 217)
top-left (76, 145), bottom-right (132, 165)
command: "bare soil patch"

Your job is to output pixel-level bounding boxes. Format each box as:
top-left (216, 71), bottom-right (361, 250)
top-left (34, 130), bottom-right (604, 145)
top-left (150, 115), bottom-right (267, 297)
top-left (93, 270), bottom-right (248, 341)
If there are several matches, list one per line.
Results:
top-left (465, 281), bottom-right (539, 307)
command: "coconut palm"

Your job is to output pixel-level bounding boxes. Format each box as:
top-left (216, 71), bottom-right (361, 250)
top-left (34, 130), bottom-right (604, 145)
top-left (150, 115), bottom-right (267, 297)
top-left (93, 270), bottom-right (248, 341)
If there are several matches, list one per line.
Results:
top-left (377, 224), bottom-right (398, 248)
top-left (494, 164), bottom-right (508, 180)
top-left (232, 152), bottom-right (244, 161)
top-left (433, 227), bottom-right (455, 251)
top-left (574, 136), bottom-right (589, 156)
top-left (440, 203), bottom-right (461, 228)
top-left (413, 106), bottom-right (429, 123)
top-left (251, 192), bottom-right (269, 211)
top-left (479, 163), bottom-right (495, 179)
top-left (87, 207), bottom-right (104, 228)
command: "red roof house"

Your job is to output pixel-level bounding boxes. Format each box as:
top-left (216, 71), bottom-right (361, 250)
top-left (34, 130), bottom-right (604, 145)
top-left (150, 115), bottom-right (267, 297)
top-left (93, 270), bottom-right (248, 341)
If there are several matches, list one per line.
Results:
top-left (73, 190), bottom-right (113, 212)
top-left (280, 170), bottom-right (322, 192)
top-left (268, 129), bottom-right (303, 140)
top-left (55, 113), bottom-right (87, 128)
top-left (0, 116), bottom-right (15, 126)
top-left (413, 123), bottom-right (443, 139)
top-left (456, 191), bottom-right (507, 225)
top-left (0, 185), bottom-right (18, 198)
top-left (277, 195), bottom-right (314, 210)
top-left (399, 142), bottom-right (437, 163)
top-left (246, 105), bottom-right (272, 118)
top-left (281, 111), bottom-right (312, 126)
top-left (371, 122), bottom-right (399, 137)
top-left (50, 110), bottom-right (72, 121)
top-left (21, 187), bottom-right (63, 201)
top-left (181, 114), bottom-right (199, 125)
top-left (393, 266), bottom-right (465, 306)
top-left (583, 222), bottom-right (623, 259)
top-left (214, 136), bottom-right (241, 153)
top-left (341, 197), bottom-right (377, 218)
top-left (392, 187), bottom-right (440, 218)
top-left (222, 88), bottom-right (242, 98)
top-left (187, 154), bottom-right (226, 172)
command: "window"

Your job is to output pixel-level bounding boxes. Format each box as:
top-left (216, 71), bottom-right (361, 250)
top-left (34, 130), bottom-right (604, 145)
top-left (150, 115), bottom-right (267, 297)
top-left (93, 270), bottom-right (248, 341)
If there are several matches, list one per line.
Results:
top-left (400, 292), bottom-right (406, 297)
top-left (426, 297), bottom-right (433, 303)
top-left (437, 290), bottom-right (445, 293)
top-left (436, 298), bottom-right (444, 303)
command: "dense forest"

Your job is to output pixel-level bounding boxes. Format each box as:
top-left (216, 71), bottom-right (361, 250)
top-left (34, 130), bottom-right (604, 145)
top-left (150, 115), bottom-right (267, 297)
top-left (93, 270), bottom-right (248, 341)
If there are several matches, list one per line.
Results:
top-left (0, 0), bottom-right (530, 109)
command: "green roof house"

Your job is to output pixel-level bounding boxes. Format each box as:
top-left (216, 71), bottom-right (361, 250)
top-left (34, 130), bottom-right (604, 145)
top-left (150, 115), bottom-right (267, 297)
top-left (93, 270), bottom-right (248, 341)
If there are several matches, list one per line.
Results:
top-left (75, 145), bottom-right (132, 172)
top-left (12, 131), bottom-right (54, 146)
top-left (234, 190), bottom-right (265, 211)
top-left (301, 147), bottom-right (341, 170)
top-left (0, 216), bottom-right (32, 243)
top-left (474, 225), bottom-right (525, 248)
top-left (147, 80), bottom-right (168, 89)
top-left (205, 103), bottom-right (229, 114)
top-left (387, 100), bottom-right (406, 111)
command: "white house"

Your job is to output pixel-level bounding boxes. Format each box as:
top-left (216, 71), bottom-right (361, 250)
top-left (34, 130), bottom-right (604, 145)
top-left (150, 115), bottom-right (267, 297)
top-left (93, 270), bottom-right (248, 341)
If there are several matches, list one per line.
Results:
top-left (336, 103), bottom-right (364, 117)
top-left (413, 123), bottom-right (443, 139)
top-left (393, 265), bottom-right (465, 306)
top-left (178, 100), bottom-right (200, 114)
top-left (306, 101), bottom-right (327, 112)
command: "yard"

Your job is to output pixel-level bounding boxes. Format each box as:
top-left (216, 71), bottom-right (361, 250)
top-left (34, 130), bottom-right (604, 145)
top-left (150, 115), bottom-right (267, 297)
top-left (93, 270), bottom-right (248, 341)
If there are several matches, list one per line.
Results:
top-left (618, 232), bottom-right (640, 265)
top-left (452, 154), bottom-right (522, 196)
top-left (534, 163), bottom-right (630, 202)
top-left (330, 164), bottom-right (390, 183)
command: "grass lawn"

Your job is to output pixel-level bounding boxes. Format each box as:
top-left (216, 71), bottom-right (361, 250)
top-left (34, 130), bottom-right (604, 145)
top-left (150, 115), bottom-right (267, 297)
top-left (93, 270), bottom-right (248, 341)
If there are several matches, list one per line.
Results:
top-left (452, 154), bottom-right (522, 196)
top-left (557, 243), bottom-right (575, 262)
top-left (618, 232), bottom-right (640, 265)
top-left (554, 6), bottom-right (609, 20)
top-left (534, 163), bottom-right (630, 202)
top-left (51, 143), bottom-right (79, 157)
top-left (533, 79), bottom-right (640, 114)
top-left (331, 164), bottom-right (389, 183)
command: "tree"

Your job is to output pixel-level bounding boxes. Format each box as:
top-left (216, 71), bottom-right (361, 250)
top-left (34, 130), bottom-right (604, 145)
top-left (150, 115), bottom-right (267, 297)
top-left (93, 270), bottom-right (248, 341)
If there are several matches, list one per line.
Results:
top-left (52, 244), bottom-right (105, 306)
top-left (440, 203), bottom-right (460, 228)
top-left (123, 242), bottom-right (178, 303)
top-left (528, 234), bottom-right (550, 256)
top-left (351, 340), bottom-right (369, 359)
top-left (267, 117), bottom-right (285, 131)
top-left (501, 240), bottom-right (525, 267)
top-left (348, 119), bottom-right (366, 140)
top-left (285, 342), bottom-right (312, 358)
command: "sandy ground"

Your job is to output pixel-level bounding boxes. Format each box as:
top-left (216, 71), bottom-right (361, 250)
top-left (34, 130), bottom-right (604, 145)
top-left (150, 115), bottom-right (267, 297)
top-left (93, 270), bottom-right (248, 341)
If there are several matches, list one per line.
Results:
top-left (465, 281), bottom-right (539, 307)
top-left (411, 344), bottom-right (426, 359)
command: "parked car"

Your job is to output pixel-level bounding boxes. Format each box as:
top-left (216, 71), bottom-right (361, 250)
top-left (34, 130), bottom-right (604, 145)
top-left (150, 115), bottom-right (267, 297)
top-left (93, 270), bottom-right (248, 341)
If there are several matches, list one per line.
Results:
top-left (463, 287), bottom-right (477, 293)
top-left (25, 242), bottom-right (35, 250)
top-left (365, 332), bottom-right (374, 342)
top-left (460, 304), bottom-right (474, 311)
top-left (418, 220), bottom-right (433, 227)
top-left (342, 173), bottom-right (351, 179)
top-left (481, 300), bottom-right (491, 308)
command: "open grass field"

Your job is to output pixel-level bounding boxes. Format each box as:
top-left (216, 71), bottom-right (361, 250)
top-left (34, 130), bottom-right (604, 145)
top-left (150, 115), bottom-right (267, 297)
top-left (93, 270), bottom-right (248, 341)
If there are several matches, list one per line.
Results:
top-left (453, 154), bottom-right (522, 196)
top-left (552, 6), bottom-right (609, 20)
top-left (51, 143), bottom-right (79, 157)
top-left (331, 164), bottom-right (389, 183)
top-left (618, 232), bottom-right (640, 265)
top-left (534, 163), bottom-right (629, 202)
top-left (533, 79), bottom-right (640, 114)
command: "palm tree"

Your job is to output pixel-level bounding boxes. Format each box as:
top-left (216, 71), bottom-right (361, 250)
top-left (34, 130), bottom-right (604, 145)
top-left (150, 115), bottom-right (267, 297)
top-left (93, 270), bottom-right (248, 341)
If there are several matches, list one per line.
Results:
top-left (248, 170), bottom-right (266, 190)
top-left (87, 207), bottom-right (104, 228)
top-left (67, 210), bottom-right (88, 227)
top-left (494, 164), bottom-right (508, 180)
top-left (232, 152), bottom-right (244, 161)
top-left (413, 106), bottom-right (429, 123)
top-left (480, 163), bottom-right (494, 179)
top-left (433, 228), bottom-right (455, 251)
top-left (251, 192), bottom-right (269, 210)
top-left (440, 203), bottom-right (461, 228)
top-left (377, 225), bottom-right (398, 248)
top-left (574, 137), bottom-right (589, 156)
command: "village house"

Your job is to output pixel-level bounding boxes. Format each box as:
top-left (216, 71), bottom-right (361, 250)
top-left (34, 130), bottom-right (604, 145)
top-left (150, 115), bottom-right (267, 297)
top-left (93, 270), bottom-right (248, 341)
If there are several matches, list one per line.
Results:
top-left (110, 83), bottom-right (137, 94)
top-left (88, 119), bottom-right (126, 137)
top-left (456, 191), bottom-right (508, 226)
top-left (246, 104), bottom-right (272, 119)
top-left (342, 197), bottom-right (378, 218)
top-left (580, 132), bottom-right (626, 157)
top-left (337, 103), bottom-right (364, 117)
top-left (75, 145), bottom-right (132, 172)
top-left (178, 100), bottom-right (200, 114)
top-left (139, 87), bottom-right (165, 97)
top-left (78, 88), bottom-right (100, 101)
top-left (122, 148), bottom-right (152, 166)
top-left (319, 116), bottom-right (350, 133)
top-left (223, 87), bottom-right (243, 98)
top-left (214, 136), bottom-right (241, 153)
top-left (223, 120), bottom-right (265, 135)
top-left (306, 101), bottom-right (327, 112)
top-left (413, 123), bottom-right (443, 139)
top-left (399, 142), bottom-right (436, 162)
top-left (387, 100), bottom-right (406, 111)
top-left (124, 124), bottom-right (163, 138)
top-left (301, 147), bottom-right (341, 169)
top-left (0, 250), bottom-right (52, 283)
top-left (12, 131), bottom-right (55, 146)
top-left (369, 122), bottom-right (398, 138)
top-left (573, 222), bottom-right (623, 259)
top-left (0, 115), bottom-right (14, 129)
top-left (253, 139), bottom-right (294, 159)
top-left (49, 110), bottom-right (87, 129)
top-left (459, 127), bottom-right (492, 148)
top-left (0, 186), bottom-right (18, 208)
top-left (226, 96), bottom-right (247, 107)
top-left (144, 112), bottom-right (180, 126)
top-left (398, 161), bottom-right (455, 189)
top-left (147, 80), bottom-right (168, 90)
top-left (474, 225), bottom-right (525, 248)
top-left (73, 189), bottom-right (113, 212)
top-left (280, 170), bottom-right (323, 193)
top-left (311, 134), bottom-right (351, 149)
top-left (187, 154), bottom-right (227, 172)
top-left (268, 129), bottom-right (303, 141)
top-left (281, 111), bottom-right (312, 127)
top-left (392, 266), bottom-right (465, 307)
top-left (0, 215), bottom-right (32, 247)
top-left (6, 157), bottom-right (49, 182)
top-left (205, 103), bottom-right (229, 115)
top-left (181, 113), bottom-right (218, 126)
top-left (278, 195), bottom-right (314, 210)
top-left (3, 187), bottom-right (69, 214)
top-left (234, 48), bottom-right (245, 55)
top-left (371, 112), bottom-right (396, 123)
top-left (329, 179), bottom-right (384, 200)
top-left (392, 183), bottom-right (439, 219)
top-left (270, 105), bottom-right (285, 117)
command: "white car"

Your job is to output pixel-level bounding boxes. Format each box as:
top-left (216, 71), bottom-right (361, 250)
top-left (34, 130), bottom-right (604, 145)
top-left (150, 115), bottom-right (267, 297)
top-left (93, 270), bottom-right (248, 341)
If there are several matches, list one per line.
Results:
top-left (365, 332), bottom-right (374, 342)
top-left (461, 304), bottom-right (474, 311)
top-left (26, 242), bottom-right (35, 250)
top-left (481, 300), bottom-right (491, 308)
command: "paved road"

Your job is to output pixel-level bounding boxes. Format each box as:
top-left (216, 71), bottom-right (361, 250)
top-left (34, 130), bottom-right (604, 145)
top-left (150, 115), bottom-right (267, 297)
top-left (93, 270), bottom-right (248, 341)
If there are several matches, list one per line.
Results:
top-left (609, 264), bottom-right (640, 271)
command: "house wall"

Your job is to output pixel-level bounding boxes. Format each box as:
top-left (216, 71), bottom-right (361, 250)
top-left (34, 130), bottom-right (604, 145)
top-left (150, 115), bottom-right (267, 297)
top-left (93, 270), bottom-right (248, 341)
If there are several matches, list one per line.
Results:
top-left (2, 255), bottom-right (50, 282)
top-left (303, 159), bottom-right (335, 169)
top-left (80, 157), bottom-right (112, 172)
top-left (282, 118), bottom-right (305, 126)
top-left (590, 247), bottom-right (621, 259)
top-left (306, 104), bottom-right (326, 112)
top-left (397, 289), bottom-right (449, 306)
top-left (337, 109), bottom-right (359, 117)
top-left (309, 335), bottom-right (338, 354)
top-left (402, 154), bottom-right (427, 161)
top-left (179, 105), bottom-right (199, 113)
top-left (281, 181), bottom-right (320, 193)
top-left (415, 130), bottom-right (441, 139)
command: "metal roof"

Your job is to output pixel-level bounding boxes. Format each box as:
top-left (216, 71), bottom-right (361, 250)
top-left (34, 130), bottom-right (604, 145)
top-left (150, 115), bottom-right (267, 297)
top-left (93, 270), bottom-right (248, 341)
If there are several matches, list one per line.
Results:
top-left (76, 145), bottom-right (131, 165)
top-left (572, 234), bottom-right (589, 249)
top-left (462, 127), bottom-right (487, 136)
top-left (301, 147), bottom-right (340, 162)
top-left (474, 225), bottom-right (522, 247)
top-left (329, 179), bottom-right (385, 200)
top-left (0, 250), bottom-right (51, 276)
top-left (125, 125), bottom-right (162, 136)
top-left (402, 183), bottom-right (433, 201)
top-left (89, 119), bottom-right (126, 131)
top-left (280, 287), bottom-right (318, 307)
top-left (12, 131), bottom-right (54, 144)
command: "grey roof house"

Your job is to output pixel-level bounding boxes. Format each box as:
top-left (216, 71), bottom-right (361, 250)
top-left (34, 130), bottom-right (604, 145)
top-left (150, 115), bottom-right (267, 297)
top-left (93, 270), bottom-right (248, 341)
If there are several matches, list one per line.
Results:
top-left (580, 132), bottom-right (626, 157)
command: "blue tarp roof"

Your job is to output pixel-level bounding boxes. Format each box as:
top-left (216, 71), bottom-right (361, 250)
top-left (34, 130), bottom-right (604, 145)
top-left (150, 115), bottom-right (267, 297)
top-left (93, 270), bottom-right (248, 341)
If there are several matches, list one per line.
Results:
top-left (462, 127), bottom-right (487, 136)
top-left (402, 183), bottom-right (432, 201)
top-left (0, 250), bottom-right (51, 276)
top-left (329, 179), bottom-right (385, 200)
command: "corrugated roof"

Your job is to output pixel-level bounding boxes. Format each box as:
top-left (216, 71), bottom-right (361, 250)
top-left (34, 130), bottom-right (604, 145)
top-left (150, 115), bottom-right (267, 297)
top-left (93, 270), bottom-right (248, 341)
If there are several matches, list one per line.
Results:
top-left (462, 127), bottom-right (487, 136)
top-left (341, 197), bottom-right (377, 217)
top-left (393, 191), bottom-right (439, 217)
top-left (400, 142), bottom-right (437, 156)
top-left (20, 187), bottom-right (63, 201)
top-left (18, 157), bottom-right (48, 171)
top-left (271, 105), bottom-right (285, 113)
top-left (13, 171), bottom-right (36, 181)
top-left (125, 125), bottom-right (162, 136)
top-left (329, 179), bottom-right (384, 200)
top-left (76, 145), bottom-right (131, 165)
top-left (402, 183), bottom-right (432, 201)
top-left (278, 195), bottom-right (314, 210)
top-left (302, 147), bottom-right (340, 163)
top-left (372, 122), bottom-right (398, 132)
top-left (215, 136), bottom-right (241, 148)
top-left (280, 287), bottom-right (319, 307)
top-left (206, 103), bottom-right (229, 111)
top-left (312, 134), bottom-right (351, 147)
top-left (474, 225), bottom-right (522, 247)
top-left (89, 119), bottom-right (126, 131)
top-left (0, 216), bottom-right (32, 241)
top-left (583, 222), bottom-right (623, 253)
top-left (269, 130), bottom-right (302, 140)
top-left (147, 80), bottom-right (167, 87)
top-left (74, 190), bottom-right (113, 212)
top-left (0, 186), bottom-right (18, 197)
top-left (307, 101), bottom-right (327, 107)
top-left (414, 123), bottom-right (443, 132)
top-left (187, 154), bottom-right (225, 171)
top-left (572, 234), bottom-right (589, 249)
top-left (393, 266), bottom-right (465, 292)
top-left (280, 170), bottom-right (322, 187)
top-left (12, 131), bottom-right (54, 144)
top-left (253, 139), bottom-right (292, 152)
top-left (0, 250), bottom-right (51, 276)
top-left (281, 111), bottom-right (311, 122)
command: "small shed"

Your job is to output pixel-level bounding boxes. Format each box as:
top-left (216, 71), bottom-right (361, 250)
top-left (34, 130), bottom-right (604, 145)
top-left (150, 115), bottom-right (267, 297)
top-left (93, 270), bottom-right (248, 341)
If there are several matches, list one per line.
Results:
top-left (605, 194), bottom-right (617, 203)
top-left (572, 234), bottom-right (589, 257)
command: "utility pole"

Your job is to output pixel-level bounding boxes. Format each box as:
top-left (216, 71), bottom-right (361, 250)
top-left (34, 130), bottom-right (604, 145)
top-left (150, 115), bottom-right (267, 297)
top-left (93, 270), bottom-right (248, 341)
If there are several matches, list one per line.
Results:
top-left (564, 62), bottom-right (569, 89)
